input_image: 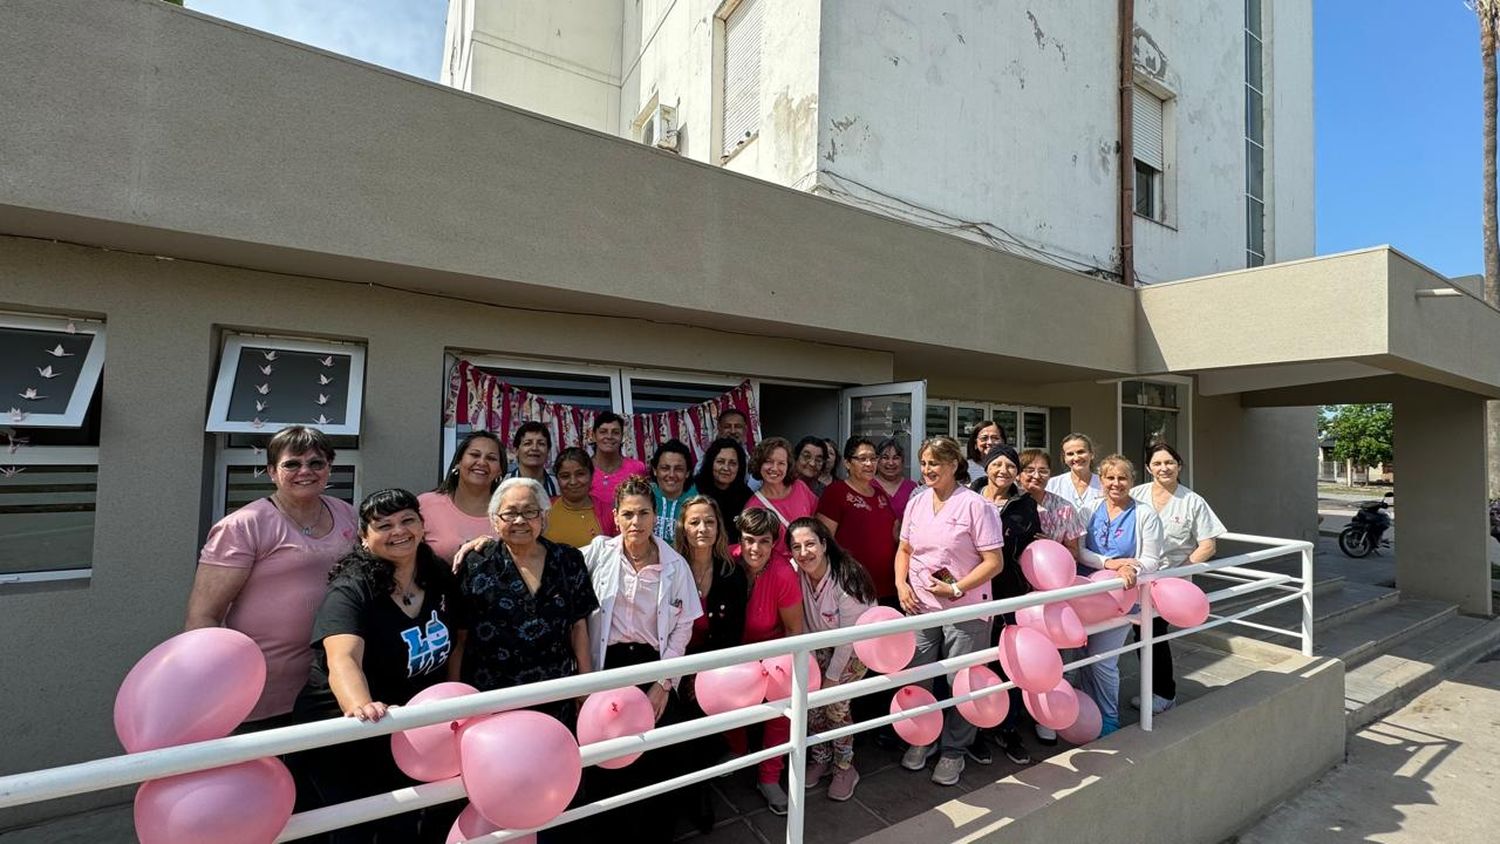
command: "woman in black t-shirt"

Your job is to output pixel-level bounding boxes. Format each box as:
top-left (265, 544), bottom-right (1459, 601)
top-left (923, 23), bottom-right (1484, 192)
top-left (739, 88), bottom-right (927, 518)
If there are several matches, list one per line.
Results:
top-left (294, 488), bottom-right (470, 843)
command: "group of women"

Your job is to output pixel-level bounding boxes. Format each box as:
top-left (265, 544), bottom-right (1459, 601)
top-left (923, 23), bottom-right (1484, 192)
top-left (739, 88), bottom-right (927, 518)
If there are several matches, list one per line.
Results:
top-left (183, 411), bottom-right (1223, 841)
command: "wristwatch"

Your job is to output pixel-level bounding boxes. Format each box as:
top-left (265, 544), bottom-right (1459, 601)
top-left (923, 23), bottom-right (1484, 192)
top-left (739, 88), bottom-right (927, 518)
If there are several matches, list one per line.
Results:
top-left (949, 584), bottom-right (964, 600)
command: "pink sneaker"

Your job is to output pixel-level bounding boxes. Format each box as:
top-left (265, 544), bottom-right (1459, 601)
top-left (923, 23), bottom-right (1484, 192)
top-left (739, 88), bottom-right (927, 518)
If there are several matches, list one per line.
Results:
top-left (828, 765), bottom-right (860, 801)
top-left (806, 759), bottom-right (831, 785)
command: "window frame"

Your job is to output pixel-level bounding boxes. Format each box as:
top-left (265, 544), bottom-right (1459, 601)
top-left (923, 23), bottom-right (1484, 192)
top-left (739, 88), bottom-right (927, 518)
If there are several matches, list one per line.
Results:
top-left (0, 313), bottom-right (107, 429)
top-left (205, 333), bottom-right (367, 437)
top-left (1115, 375), bottom-right (1194, 486)
top-left (923, 398), bottom-right (1049, 449)
top-left (716, 0), bottom-right (763, 162)
top-left (211, 438), bottom-right (362, 522)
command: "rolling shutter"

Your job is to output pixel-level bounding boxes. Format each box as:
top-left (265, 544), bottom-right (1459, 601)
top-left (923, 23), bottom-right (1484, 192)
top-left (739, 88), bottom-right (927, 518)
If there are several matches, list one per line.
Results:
top-left (1133, 85), bottom-right (1165, 170)
top-left (721, 0), bottom-right (762, 157)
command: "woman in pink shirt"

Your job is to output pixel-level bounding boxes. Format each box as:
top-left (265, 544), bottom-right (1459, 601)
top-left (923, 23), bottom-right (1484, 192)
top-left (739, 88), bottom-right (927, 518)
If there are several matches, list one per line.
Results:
top-left (416, 430), bottom-right (503, 561)
top-left (894, 436), bottom-right (1003, 787)
top-left (588, 411), bottom-right (649, 513)
top-left (733, 506), bottom-right (805, 815)
top-left (185, 426), bottom-right (358, 729)
top-left (744, 436), bottom-right (819, 570)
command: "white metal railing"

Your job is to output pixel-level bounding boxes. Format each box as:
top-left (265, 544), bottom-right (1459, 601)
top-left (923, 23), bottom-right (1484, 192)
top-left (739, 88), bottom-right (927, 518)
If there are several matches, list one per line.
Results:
top-left (0, 532), bottom-right (1314, 843)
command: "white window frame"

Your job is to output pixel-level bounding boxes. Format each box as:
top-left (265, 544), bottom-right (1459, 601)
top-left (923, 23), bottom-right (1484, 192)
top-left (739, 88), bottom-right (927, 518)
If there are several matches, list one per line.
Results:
top-left (211, 440), bottom-right (363, 522)
top-left (926, 399), bottom-right (1050, 449)
top-left (1115, 375), bottom-right (1194, 486)
top-left (0, 312), bottom-right (107, 429)
top-left (0, 445), bottom-right (100, 586)
top-left (205, 334), bottom-right (366, 436)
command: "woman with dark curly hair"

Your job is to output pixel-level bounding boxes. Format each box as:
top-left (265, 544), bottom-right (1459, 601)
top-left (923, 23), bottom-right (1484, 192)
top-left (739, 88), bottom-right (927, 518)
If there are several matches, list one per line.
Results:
top-left (293, 488), bottom-right (470, 842)
top-left (693, 437), bottom-right (753, 542)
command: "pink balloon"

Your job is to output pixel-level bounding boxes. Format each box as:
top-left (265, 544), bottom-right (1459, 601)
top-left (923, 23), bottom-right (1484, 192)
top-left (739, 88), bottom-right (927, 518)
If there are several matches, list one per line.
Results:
top-left (134, 757), bottom-right (294, 844)
top-left (890, 685), bottom-right (943, 746)
top-left (1022, 679), bottom-right (1080, 731)
top-left (694, 661), bottom-right (769, 715)
top-left (460, 711), bottom-right (581, 830)
top-left (1020, 539), bottom-right (1076, 591)
top-left (952, 665), bottom-right (1010, 729)
top-left (1015, 601), bottom-right (1088, 648)
top-left (1068, 575), bottom-right (1125, 625)
top-left (115, 628), bottom-right (266, 753)
top-left (1058, 691), bottom-right (1103, 745)
top-left (997, 625), bottom-right (1064, 693)
top-left (761, 653), bottom-right (823, 701)
top-left (576, 685), bottom-right (655, 769)
top-left (851, 606), bottom-right (916, 673)
top-left (392, 681), bottom-right (479, 782)
top-left (1151, 577), bottom-right (1211, 628)
top-left (1088, 569), bottom-right (1139, 614)
top-left (446, 802), bottom-right (537, 844)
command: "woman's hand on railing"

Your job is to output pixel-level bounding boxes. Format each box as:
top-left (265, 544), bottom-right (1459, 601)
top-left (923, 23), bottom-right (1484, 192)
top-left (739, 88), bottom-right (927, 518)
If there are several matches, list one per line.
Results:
top-left (345, 701), bottom-right (389, 722)
top-left (1104, 558), bottom-right (1141, 589)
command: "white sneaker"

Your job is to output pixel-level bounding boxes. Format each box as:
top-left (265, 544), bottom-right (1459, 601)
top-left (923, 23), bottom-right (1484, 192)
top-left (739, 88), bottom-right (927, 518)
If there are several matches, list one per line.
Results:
top-left (1035, 724), bottom-right (1058, 745)
top-left (901, 742), bottom-right (938, 771)
top-left (931, 754), bottom-right (965, 786)
top-left (1130, 694), bottom-right (1176, 714)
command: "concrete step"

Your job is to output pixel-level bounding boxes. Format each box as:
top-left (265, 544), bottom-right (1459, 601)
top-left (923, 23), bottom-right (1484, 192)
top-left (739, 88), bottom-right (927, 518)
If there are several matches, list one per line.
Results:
top-left (1183, 591), bottom-right (1451, 666)
top-left (1343, 613), bottom-right (1500, 731)
top-left (1315, 597), bottom-right (1458, 667)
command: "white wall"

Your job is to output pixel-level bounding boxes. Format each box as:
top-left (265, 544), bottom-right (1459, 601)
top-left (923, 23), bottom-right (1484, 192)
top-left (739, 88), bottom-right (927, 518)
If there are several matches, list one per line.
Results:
top-left (1268, 0), bottom-right (1316, 260)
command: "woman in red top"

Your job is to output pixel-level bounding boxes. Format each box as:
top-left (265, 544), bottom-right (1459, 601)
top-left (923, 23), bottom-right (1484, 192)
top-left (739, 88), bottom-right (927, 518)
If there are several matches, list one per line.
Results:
top-left (817, 436), bottom-right (899, 605)
top-left (733, 507), bottom-right (804, 815)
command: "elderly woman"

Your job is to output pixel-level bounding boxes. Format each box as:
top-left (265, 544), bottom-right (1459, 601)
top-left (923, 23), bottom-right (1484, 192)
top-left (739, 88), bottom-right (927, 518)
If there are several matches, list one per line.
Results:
top-left (674, 495), bottom-right (747, 834)
top-left (792, 435), bottom-right (829, 496)
top-left (1079, 454), bottom-right (1165, 736)
top-left (583, 475), bottom-right (702, 841)
top-left (1046, 432), bottom-right (1104, 512)
top-left (733, 507), bottom-right (806, 814)
top-left (817, 436), bottom-right (899, 605)
top-left (650, 438), bottom-right (697, 544)
top-left (544, 446), bottom-right (616, 548)
top-left (873, 436), bottom-right (919, 518)
top-left (293, 488), bottom-right (469, 842)
top-left (895, 436), bottom-right (1003, 787)
top-left (694, 437), bottom-right (753, 542)
top-left (455, 477), bottom-right (597, 718)
top-left (1129, 442), bottom-right (1225, 715)
top-left (789, 517), bottom-right (876, 802)
top-left (747, 436), bottom-right (820, 570)
top-left (417, 430), bottom-right (504, 561)
top-left (186, 425), bottom-right (359, 730)
top-left (964, 420), bottom-right (1006, 483)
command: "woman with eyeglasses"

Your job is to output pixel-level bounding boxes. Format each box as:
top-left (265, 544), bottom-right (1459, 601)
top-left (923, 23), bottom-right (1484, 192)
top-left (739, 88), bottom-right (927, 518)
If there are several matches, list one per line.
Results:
top-left (418, 430), bottom-right (504, 561)
top-left (1017, 448), bottom-right (1085, 556)
top-left (454, 477), bottom-right (598, 717)
top-left (817, 436), bottom-right (899, 605)
top-left (186, 425), bottom-right (359, 731)
top-left (873, 436), bottom-right (919, 518)
top-left (964, 420), bottom-right (1007, 484)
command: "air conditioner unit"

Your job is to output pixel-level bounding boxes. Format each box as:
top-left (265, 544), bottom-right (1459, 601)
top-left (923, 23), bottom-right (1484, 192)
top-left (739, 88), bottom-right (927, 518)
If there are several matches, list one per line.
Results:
top-left (639, 103), bottom-right (679, 152)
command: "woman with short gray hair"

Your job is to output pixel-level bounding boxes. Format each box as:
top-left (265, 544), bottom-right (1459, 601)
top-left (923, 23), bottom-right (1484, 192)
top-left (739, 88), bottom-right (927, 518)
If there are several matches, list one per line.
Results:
top-left (454, 475), bottom-right (598, 716)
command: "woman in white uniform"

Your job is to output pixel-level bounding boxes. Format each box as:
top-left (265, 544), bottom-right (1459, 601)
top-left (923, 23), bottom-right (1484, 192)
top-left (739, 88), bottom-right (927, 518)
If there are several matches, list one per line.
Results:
top-left (1045, 432), bottom-right (1103, 512)
top-left (1129, 441), bottom-right (1225, 714)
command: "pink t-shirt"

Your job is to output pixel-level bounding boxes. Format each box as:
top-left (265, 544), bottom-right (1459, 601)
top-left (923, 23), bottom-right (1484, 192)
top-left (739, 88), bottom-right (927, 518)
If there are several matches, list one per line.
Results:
top-left (590, 456), bottom-right (649, 513)
top-left (198, 497), bottom-right (358, 721)
top-left (747, 480), bottom-right (819, 570)
top-left (900, 486), bottom-right (1003, 614)
top-left (741, 556), bottom-right (803, 644)
top-left (607, 563), bottom-right (662, 648)
top-left (416, 491), bottom-right (493, 562)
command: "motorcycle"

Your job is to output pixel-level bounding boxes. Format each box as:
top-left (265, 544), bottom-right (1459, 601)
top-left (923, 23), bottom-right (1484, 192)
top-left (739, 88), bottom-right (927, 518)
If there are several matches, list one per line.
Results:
top-left (1337, 492), bottom-right (1393, 558)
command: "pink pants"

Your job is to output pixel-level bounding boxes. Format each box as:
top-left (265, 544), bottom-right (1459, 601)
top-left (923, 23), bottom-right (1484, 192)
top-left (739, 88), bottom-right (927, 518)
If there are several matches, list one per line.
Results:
top-left (725, 718), bottom-right (791, 784)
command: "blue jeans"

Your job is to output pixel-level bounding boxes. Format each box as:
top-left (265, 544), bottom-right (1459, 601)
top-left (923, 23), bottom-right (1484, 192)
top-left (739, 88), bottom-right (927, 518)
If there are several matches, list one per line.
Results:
top-left (1078, 624), bottom-right (1131, 724)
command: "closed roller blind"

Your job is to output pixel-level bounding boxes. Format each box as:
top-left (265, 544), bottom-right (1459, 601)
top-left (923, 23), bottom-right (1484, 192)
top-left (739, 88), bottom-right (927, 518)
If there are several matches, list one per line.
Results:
top-left (722, 0), bottom-right (762, 157)
top-left (1133, 85), bottom-right (1165, 171)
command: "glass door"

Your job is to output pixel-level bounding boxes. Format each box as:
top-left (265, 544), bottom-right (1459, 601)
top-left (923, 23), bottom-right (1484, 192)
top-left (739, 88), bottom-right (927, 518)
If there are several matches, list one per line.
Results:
top-left (841, 381), bottom-right (927, 480)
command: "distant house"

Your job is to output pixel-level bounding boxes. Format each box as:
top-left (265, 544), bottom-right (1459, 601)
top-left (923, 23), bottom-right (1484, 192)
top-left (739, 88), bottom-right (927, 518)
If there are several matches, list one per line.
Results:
top-left (1318, 436), bottom-right (1393, 485)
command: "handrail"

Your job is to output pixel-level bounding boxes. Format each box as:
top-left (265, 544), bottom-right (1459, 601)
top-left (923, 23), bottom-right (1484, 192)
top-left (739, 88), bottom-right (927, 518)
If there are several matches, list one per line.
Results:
top-left (0, 533), bottom-right (1315, 844)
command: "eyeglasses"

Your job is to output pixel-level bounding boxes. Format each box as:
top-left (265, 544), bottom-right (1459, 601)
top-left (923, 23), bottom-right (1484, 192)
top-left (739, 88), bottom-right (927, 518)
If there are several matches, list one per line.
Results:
top-left (849, 454), bottom-right (878, 464)
top-left (1019, 467), bottom-right (1051, 476)
top-left (494, 508), bottom-right (542, 523)
top-left (278, 459), bottom-right (329, 472)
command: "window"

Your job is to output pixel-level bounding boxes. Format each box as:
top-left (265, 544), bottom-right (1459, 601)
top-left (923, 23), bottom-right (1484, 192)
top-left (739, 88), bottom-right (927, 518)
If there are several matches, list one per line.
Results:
top-left (719, 0), bottom-right (762, 159)
top-left (0, 313), bottom-right (106, 583)
top-left (1022, 410), bottom-right (1050, 450)
top-left (1132, 85), bottom-right (1166, 223)
top-left (925, 403), bottom-right (953, 440)
top-left (923, 399), bottom-right (1048, 450)
top-left (206, 334), bottom-right (365, 436)
top-left (206, 333), bottom-right (366, 520)
top-left (624, 374), bottom-right (742, 414)
top-left (1119, 378), bottom-right (1191, 484)
top-left (1245, 0), bottom-right (1267, 266)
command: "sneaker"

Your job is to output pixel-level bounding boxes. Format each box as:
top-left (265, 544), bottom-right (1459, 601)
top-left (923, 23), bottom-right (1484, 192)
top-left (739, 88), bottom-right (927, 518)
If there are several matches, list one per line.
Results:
top-left (1035, 725), bottom-right (1058, 746)
top-left (998, 730), bottom-right (1032, 765)
top-left (1100, 714), bottom-right (1120, 737)
top-left (964, 740), bottom-right (993, 765)
top-left (931, 754), bottom-right (965, 786)
top-left (758, 781), bottom-right (789, 816)
top-left (1130, 694), bottom-right (1177, 714)
top-left (828, 765), bottom-right (860, 801)
top-left (901, 742), bottom-right (938, 771)
top-left (806, 759), bottom-right (831, 785)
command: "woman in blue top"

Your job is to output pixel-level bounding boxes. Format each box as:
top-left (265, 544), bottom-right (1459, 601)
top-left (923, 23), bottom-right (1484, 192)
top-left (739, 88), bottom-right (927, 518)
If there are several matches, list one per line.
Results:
top-left (650, 438), bottom-right (697, 544)
top-left (1077, 455), bottom-right (1164, 735)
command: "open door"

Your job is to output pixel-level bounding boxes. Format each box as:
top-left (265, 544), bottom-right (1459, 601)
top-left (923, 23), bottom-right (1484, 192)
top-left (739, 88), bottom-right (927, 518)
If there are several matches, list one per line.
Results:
top-left (840, 380), bottom-right (926, 480)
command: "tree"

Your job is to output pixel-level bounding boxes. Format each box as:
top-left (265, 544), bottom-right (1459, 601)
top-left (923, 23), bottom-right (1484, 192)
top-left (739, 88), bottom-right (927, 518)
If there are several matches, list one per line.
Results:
top-left (1472, 1), bottom-right (1500, 495)
top-left (1321, 404), bottom-right (1393, 471)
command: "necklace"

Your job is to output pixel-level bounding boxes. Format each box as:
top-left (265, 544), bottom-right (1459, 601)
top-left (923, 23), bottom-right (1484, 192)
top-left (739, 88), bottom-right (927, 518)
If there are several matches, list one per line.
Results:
top-left (272, 494), bottom-right (325, 536)
top-left (393, 574), bottom-right (417, 606)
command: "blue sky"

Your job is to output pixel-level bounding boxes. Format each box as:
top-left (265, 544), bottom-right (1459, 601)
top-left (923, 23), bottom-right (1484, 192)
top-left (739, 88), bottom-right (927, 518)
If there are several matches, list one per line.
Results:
top-left (187, 0), bottom-right (1490, 279)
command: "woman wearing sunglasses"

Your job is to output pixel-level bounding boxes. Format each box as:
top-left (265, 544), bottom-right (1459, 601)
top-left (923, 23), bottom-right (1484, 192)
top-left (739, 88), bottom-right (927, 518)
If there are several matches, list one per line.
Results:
top-left (186, 425), bottom-right (359, 731)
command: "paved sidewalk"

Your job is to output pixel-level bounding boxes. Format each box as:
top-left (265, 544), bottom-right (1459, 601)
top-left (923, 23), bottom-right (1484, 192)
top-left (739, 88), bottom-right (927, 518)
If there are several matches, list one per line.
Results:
top-left (1234, 652), bottom-right (1500, 844)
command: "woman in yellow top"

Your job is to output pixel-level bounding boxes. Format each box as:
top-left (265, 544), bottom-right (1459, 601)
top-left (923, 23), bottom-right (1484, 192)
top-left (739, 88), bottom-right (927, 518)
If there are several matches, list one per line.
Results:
top-left (544, 446), bottom-right (617, 548)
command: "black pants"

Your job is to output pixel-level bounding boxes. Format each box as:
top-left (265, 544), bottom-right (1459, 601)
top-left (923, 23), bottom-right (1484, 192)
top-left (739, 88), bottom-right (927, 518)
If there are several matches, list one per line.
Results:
top-left (582, 643), bottom-right (683, 843)
top-left (1131, 615), bottom-right (1177, 701)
